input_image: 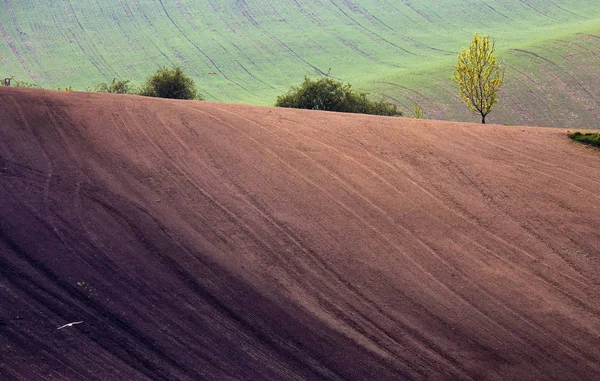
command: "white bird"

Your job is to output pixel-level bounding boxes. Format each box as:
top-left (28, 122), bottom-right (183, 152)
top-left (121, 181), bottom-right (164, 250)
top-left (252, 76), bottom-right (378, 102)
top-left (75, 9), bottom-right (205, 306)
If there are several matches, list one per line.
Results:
top-left (56, 321), bottom-right (83, 330)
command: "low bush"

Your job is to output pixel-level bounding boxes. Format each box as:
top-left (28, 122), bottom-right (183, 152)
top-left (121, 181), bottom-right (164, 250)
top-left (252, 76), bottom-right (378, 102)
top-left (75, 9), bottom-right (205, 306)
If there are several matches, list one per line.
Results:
top-left (569, 131), bottom-right (600, 148)
top-left (138, 66), bottom-right (201, 100)
top-left (92, 78), bottom-right (133, 94)
top-left (275, 75), bottom-right (402, 116)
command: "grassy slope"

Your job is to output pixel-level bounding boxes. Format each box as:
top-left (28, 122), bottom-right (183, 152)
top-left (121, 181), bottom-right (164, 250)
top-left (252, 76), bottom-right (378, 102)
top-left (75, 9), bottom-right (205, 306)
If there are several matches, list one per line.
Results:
top-left (1, 0), bottom-right (599, 127)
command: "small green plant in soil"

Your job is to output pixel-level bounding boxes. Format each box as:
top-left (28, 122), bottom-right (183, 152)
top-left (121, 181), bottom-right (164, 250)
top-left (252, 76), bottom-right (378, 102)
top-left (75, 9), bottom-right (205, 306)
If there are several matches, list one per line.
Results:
top-left (413, 104), bottom-right (424, 119)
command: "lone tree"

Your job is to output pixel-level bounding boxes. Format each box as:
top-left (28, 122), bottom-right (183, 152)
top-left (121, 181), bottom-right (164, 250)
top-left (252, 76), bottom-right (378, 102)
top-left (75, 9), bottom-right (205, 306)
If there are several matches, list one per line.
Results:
top-left (453, 34), bottom-right (505, 124)
top-left (139, 66), bottom-right (202, 100)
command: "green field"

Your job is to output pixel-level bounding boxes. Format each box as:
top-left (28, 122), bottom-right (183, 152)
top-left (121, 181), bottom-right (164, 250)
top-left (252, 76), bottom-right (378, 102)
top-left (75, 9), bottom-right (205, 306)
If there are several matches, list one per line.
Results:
top-left (1, 0), bottom-right (599, 127)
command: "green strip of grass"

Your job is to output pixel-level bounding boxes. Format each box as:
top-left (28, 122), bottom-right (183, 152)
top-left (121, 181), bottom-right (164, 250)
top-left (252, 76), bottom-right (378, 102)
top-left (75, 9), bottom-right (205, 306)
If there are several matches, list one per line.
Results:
top-left (569, 132), bottom-right (600, 148)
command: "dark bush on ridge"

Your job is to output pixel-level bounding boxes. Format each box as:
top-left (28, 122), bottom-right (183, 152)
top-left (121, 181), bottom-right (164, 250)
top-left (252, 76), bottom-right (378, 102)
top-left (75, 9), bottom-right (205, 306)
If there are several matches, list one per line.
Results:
top-left (569, 131), bottom-right (600, 148)
top-left (275, 75), bottom-right (402, 116)
top-left (138, 66), bottom-right (202, 100)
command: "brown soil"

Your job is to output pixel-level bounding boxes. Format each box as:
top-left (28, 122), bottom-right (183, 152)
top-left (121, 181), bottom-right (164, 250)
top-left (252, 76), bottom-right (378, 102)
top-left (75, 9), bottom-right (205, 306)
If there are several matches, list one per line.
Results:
top-left (1, 87), bottom-right (599, 380)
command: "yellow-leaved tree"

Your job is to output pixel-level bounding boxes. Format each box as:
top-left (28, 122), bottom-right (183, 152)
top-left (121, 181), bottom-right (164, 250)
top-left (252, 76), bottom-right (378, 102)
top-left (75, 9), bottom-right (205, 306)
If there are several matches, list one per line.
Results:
top-left (453, 34), bottom-right (505, 124)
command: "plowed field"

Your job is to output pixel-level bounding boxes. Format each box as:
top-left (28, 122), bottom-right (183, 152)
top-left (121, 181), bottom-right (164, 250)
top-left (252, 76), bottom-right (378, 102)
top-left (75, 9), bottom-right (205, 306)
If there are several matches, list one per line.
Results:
top-left (1, 88), bottom-right (599, 380)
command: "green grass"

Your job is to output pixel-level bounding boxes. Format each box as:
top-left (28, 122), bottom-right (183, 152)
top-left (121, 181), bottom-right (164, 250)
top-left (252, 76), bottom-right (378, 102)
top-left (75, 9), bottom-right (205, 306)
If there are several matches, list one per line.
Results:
top-left (1, 1), bottom-right (600, 127)
top-left (369, 26), bottom-right (600, 127)
top-left (569, 132), bottom-right (600, 147)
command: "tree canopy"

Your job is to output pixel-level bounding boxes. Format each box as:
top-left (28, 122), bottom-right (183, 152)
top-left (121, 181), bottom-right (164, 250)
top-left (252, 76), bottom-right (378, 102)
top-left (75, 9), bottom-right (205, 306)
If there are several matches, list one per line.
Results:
top-left (453, 34), bottom-right (505, 124)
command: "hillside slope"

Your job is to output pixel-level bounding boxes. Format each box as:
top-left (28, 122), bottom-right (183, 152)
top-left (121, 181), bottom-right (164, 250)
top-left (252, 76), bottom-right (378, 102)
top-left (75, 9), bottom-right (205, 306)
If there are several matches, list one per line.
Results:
top-left (1, 88), bottom-right (600, 380)
top-left (1, 1), bottom-right (600, 127)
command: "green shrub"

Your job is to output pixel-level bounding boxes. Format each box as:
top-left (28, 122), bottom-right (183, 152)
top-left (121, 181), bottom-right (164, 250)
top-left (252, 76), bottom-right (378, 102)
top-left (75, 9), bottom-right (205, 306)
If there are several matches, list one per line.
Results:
top-left (92, 78), bottom-right (133, 94)
top-left (14, 80), bottom-right (39, 88)
top-left (569, 131), bottom-right (600, 148)
top-left (275, 75), bottom-right (402, 116)
top-left (138, 66), bottom-right (201, 100)
top-left (413, 105), bottom-right (424, 119)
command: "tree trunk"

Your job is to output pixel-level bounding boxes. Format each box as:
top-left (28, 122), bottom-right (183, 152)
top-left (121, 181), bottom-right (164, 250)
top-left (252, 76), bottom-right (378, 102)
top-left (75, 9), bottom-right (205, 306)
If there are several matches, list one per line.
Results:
top-left (481, 114), bottom-right (486, 124)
